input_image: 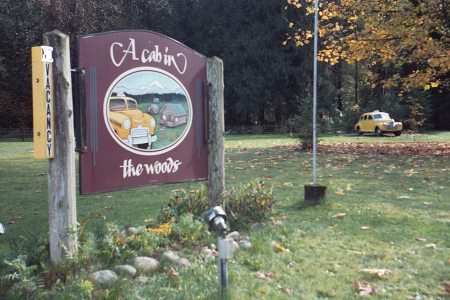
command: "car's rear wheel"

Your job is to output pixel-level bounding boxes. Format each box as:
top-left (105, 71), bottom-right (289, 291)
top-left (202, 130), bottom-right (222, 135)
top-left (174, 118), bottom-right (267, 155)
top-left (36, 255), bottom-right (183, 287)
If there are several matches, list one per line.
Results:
top-left (356, 127), bottom-right (363, 136)
top-left (394, 131), bottom-right (401, 136)
top-left (375, 127), bottom-right (383, 137)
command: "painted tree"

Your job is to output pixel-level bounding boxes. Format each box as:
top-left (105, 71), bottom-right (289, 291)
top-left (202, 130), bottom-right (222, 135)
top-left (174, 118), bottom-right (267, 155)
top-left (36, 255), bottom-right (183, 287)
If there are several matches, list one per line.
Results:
top-left (285, 0), bottom-right (449, 92)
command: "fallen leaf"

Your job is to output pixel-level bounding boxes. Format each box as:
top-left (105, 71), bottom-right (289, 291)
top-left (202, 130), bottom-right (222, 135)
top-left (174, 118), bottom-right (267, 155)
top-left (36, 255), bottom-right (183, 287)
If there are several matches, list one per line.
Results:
top-left (332, 213), bottom-right (347, 219)
top-left (415, 237), bottom-right (426, 242)
top-left (335, 189), bottom-right (345, 196)
top-left (283, 182), bottom-right (293, 187)
top-left (361, 268), bottom-right (392, 279)
top-left (354, 280), bottom-right (375, 296)
top-left (255, 271), bottom-right (266, 279)
top-left (425, 243), bottom-right (437, 249)
top-left (273, 242), bottom-right (288, 252)
top-left (441, 281), bottom-right (450, 295)
top-left (397, 195), bottom-right (411, 199)
top-left (168, 268), bottom-right (179, 280)
top-left (235, 167), bottom-right (245, 170)
top-left (282, 287), bottom-right (293, 295)
top-left (361, 226), bottom-right (370, 230)
top-left (345, 184), bottom-right (353, 191)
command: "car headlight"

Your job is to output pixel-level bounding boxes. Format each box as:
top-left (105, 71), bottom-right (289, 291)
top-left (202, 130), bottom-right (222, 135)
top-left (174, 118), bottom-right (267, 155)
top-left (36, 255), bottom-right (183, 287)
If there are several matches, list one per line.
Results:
top-left (123, 119), bottom-right (131, 129)
top-left (150, 118), bottom-right (156, 128)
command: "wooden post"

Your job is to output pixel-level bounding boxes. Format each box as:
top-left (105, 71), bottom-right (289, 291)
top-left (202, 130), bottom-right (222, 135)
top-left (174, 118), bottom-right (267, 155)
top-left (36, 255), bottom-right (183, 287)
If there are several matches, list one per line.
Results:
top-left (207, 57), bottom-right (225, 207)
top-left (43, 31), bottom-right (77, 264)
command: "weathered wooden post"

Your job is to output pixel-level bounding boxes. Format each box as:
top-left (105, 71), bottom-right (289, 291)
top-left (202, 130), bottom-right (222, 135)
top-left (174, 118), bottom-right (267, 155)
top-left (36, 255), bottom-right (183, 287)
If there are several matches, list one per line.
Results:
top-left (207, 57), bottom-right (225, 207)
top-left (43, 30), bottom-right (77, 263)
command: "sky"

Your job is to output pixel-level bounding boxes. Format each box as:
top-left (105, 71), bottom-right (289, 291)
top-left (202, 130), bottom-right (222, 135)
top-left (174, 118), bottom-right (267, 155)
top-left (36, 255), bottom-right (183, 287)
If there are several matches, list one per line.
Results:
top-left (112, 70), bottom-right (185, 95)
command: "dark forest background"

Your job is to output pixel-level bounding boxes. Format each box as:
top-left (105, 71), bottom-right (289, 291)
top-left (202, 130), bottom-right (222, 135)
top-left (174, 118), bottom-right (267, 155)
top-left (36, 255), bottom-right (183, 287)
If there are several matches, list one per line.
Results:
top-left (0, 0), bottom-right (448, 138)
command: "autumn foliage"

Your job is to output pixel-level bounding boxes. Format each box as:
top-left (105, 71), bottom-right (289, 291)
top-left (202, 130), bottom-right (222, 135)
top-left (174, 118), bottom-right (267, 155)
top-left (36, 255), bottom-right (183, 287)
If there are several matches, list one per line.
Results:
top-left (285, 0), bottom-right (450, 91)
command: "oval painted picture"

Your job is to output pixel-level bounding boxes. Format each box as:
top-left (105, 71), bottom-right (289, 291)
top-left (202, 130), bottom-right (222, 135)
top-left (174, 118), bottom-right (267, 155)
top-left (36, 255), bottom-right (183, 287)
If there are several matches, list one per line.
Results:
top-left (104, 67), bottom-right (192, 155)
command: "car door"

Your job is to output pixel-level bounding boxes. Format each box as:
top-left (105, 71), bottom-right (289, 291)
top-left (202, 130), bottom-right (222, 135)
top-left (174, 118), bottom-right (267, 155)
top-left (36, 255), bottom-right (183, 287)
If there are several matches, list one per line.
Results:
top-left (360, 115), bottom-right (369, 131)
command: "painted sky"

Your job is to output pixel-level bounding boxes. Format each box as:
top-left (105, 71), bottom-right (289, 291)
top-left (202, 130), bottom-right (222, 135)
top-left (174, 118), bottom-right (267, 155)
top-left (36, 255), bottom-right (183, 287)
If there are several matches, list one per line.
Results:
top-left (113, 71), bottom-right (184, 95)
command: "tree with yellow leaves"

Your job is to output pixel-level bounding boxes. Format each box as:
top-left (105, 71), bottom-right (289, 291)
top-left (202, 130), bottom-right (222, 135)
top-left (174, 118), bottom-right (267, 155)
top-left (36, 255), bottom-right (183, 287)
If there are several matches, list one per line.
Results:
top-left (285, 0), bottom-right (449, 92)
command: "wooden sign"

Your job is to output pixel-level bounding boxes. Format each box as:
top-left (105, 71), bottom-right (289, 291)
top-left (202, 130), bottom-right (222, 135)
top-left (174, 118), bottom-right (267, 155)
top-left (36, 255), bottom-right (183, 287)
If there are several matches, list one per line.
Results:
top-left (32, 46), bottom-right (54, 159)
top-left (78, 31), bottom-right (208, 194)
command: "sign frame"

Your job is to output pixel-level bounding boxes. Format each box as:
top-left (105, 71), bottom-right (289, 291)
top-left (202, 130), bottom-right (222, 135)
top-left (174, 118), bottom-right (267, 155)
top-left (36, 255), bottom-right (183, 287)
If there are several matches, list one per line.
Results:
top-left (78, 30), bottom-right (208, 194)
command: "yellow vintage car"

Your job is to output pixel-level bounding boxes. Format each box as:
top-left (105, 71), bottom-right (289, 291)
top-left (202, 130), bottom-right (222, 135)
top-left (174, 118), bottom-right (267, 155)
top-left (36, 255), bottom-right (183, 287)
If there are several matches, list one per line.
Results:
top-left (109, 96), bottom-right (157, 149)
top-left (355, 111), bottom-right (403, 136)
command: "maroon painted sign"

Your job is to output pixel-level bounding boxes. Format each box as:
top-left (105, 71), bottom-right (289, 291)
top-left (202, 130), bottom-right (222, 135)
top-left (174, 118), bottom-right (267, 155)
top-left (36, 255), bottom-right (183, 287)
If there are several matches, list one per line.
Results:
top-left (78, 31), bottom-right (207, 194)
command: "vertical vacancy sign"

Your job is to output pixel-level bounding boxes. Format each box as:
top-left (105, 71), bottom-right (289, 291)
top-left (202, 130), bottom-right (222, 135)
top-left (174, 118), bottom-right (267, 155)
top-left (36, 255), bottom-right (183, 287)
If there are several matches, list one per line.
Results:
top-left (78, 31), bottom-right (208, 194)
top-left (32, 46), bottom-right (54, 159)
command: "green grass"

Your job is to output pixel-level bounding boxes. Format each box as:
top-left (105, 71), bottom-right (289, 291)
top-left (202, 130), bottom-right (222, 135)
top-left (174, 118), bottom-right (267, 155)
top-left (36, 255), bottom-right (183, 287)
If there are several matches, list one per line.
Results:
top-left (0, 132), bottom-right (449, 299)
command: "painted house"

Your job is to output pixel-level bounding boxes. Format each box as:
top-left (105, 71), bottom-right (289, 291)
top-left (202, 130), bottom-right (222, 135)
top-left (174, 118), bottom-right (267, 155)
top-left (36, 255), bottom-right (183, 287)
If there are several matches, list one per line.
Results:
top-left (147, 103), bottom-right (160, 115)
top-left (159, 103), bottom-right (187, 128)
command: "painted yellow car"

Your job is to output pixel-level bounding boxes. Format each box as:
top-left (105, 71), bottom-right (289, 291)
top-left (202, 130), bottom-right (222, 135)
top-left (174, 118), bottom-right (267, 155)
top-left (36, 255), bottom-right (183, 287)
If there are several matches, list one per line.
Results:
top-left (109, 96), bottom-right (157, 149)
top-left (355, 111), bottom-right (403, 136)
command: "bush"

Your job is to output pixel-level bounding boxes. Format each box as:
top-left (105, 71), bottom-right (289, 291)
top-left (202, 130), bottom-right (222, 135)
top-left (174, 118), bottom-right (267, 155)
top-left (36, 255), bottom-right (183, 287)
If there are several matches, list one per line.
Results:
top-left (170, 214), bottom-right (210, 247)
top-left (225, 179), bottom-right (274, 229)
top-left (158, 186), bottom-right (209, 223)
top-left (158, 179), bottom-right (274, 230)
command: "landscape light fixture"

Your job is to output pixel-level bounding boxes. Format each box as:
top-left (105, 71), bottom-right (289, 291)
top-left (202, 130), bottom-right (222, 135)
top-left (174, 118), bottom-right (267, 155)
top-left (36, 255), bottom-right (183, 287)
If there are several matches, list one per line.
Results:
top-left (204, 206), bottom-right (228, 237)
top-left (204, 206), bottom-right (232, 293)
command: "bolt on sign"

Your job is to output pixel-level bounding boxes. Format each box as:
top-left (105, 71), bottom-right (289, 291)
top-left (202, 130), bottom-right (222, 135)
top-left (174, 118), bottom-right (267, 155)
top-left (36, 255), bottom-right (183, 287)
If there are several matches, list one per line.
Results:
top-left (32, 46), bottom-right (54, 159)
top-left (78, 31), bottom-right (208, 194)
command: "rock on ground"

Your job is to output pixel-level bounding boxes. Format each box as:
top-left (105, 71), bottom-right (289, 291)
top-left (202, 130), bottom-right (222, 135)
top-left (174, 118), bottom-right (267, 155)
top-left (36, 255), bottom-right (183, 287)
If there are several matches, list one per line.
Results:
top-left (114, 265), bottom-right (136, 278)
top-left (90, 270), bottom-right (118, 286)
top-left (160, 250), bottom-right (180, 264)
top-left (134, 257), bottom-right (159, 273)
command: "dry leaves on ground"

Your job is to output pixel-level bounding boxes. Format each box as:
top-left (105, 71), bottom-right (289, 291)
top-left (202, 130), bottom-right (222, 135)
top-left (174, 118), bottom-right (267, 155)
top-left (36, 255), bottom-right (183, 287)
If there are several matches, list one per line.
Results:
top-left (361, 268), bottom-right (392, 279)
top-left (277, 142), bottom-right (450, 157)
top-left (354, 280), bottom-right (376, 296)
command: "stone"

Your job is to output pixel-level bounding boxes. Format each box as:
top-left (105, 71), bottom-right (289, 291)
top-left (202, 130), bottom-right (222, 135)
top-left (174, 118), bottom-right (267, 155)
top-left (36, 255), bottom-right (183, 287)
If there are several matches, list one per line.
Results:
top-left (177, 257), bottom-right (193, 268)
top-left (239, 240), bottom-right (252, 249)
top-left (230, 240), bottom-right (240, 253)
top-left (134, 257), bottom-right (159, 273)
top-left (126, 227), bottom-right (139, 236)
top-left (201, 247), bottom-right (215, 261)
top-left (226, 231), bottom-right (240, 242)
top-left (114, 265), bottom-right (136, 278)
top-left (90, 270), bottom-right (118, 286)
top-left (160, 250), bottom-right (180, 264)
top-left (136, 226), bottom-right (147, 234)
top-left (240, 234), bottom-right (250, 241)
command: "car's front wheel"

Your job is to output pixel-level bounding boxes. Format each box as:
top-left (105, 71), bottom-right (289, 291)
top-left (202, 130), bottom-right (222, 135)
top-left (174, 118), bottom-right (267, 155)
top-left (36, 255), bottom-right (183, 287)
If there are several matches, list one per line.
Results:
top-left (394, 131), bottom-right (401, 136)
top-left (375, 127), bottom-right (383, 137)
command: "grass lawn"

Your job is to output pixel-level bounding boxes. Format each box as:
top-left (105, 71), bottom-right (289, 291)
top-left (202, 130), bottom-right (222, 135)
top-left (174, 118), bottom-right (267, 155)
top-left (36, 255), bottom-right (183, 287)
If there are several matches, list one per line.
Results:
top-left (0, 132), bottom-right (449, 299)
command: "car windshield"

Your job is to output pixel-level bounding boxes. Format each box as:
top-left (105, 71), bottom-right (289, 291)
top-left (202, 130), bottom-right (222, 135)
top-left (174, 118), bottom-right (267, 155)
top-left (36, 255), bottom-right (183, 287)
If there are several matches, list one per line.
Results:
top-left (109, 98), bottom-right (126, 111)
top-left (373, 113), bottom-right (390, 120)
top-left (127, 101), bottom-right (138, 110)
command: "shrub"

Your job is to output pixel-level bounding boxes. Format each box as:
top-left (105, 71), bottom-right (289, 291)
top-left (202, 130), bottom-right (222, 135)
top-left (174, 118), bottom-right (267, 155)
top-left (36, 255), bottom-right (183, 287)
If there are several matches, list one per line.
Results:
top-left (225, 179), bottom-right (274, 229)
top-left (158, 185), bottom-right (209, 223)
top-left (158, 179), bottom-right (274, 230)
top-left (170, 214), bottom-right (210, 247)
